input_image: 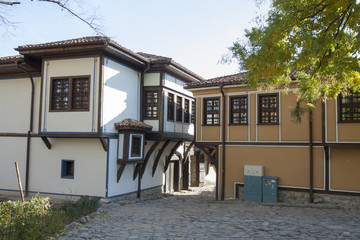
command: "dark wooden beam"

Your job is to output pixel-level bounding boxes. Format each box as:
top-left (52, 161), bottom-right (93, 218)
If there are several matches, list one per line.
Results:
top-left (140, 140), bottom-right (161, 178)
top-left (99, 137), bottom-right (108, 152)
top-left (183, 141), bottom-right (194, 165)
top-left (164, 140), bottom-right (183, 173)
top-left (117, 162), bottom-right (127, 182)
top-left (152, 139), bottom-right (171, 177)
top-left (41, 136), bottom-right (51, 149)
top-left (195, 145), bottom-right (215, 165)
top-left (133, 163), bottom-right (142, 180)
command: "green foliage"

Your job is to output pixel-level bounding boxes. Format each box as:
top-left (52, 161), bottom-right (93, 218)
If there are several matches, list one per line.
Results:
top-left (0, 195), bottom-right (100, 240)
top-left (59, 196), bottom-right (100, 220)
top-left (230, 0), bottom-right (360, 116)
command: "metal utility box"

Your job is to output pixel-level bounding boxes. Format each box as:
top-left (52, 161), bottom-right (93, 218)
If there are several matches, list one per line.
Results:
top-left (244, 165), bottom-right (264, 202)
top-left (262, 176), bottom-right (278, 203)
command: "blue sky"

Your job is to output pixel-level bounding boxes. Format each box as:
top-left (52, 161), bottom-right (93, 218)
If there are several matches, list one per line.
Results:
top-left (1, 0), bottom-right (270, 79)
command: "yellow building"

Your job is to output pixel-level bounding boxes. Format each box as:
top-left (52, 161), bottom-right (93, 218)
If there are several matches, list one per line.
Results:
top-left (186, 73), bottom-right (360, 203)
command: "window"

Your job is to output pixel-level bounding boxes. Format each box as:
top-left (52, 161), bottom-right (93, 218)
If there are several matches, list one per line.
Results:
top-left (258, 94), bottom-right (279, 124)
top-left (184, 99), bottom-right (190, 123)
top-left (61, 160), bottom-right (74, 179)
top-left (51, 76), bottom-right (90, 111)
top-left (339, 92), bottom-right (360, 122)
top-left (145, 91), bottom-right (158, 119)
top-left (191, 101), bottom-right (195, 124)
top-left (167, 93), bottom-right (175, 121)
top-left (176, 96), bottom-right (183, 122)
top-left (203, 98), bottom-right (220, 125)
top-left (130, 135), bottom-right (142, 158)
top-left (230, 96), bottom-right (248, 124)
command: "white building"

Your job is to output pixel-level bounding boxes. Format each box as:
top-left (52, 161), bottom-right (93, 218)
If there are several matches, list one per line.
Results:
top-left (0, 36), bottom-right (202, 199)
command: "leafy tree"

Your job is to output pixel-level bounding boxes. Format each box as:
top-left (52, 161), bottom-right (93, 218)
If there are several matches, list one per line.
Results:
top-left (230, 0), bottom-right (360, 119)
top-left (0, 0), bottom-right (103, 36)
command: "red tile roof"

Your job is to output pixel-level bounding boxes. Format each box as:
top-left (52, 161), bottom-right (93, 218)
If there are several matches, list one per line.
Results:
top-left (186, 72), bottom-right (247, 89)
top-left (138, 52), bottom-right (204, 81)
top-left (15, 36), bottom-right (149, 62)
top-left (114, 119), bottom-right (153, 131)
top-left (12, 36), bottom-right (203, 81)
top-left (0, 55), bottom-right (24, 64)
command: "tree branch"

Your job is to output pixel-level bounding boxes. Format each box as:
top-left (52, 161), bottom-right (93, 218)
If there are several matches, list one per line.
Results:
top-left (0, 1), bottom-right (20, 5)
top-left (38, 0), bottom-right (103, 35)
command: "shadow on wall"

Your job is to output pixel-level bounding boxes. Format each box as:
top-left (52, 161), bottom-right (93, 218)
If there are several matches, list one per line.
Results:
top-left (102, 66), bottom-right (140, 133)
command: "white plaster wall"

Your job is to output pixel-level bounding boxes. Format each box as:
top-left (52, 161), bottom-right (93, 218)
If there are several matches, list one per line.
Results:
top-left (0, 77), bottom-right (41, 133)
top-left (0, 137), bottom-right (106, 197)
top-left (144, 72), bottom-right (160, 86)
top-left (164, 73), bottom-right (193, 96)
top-left (102, 57), bottom-right (140, 133)
top-left (0, 137), bottom-right (27, 190)
top-left (107, 139), bottom-right (175, 198)
top-left (29, 138), bottom-right (106, 197)
top-left (144, 120), bottom-right (159, 132)
top-left (41, 57), bottom-right (100, 133)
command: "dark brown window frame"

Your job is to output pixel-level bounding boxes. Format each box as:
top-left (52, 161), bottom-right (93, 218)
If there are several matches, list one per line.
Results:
top-left (258, 93), bottom-right (279, 125)
top-left (191, 101), bottom-right (195, 124)
top-left (130, 134), bottom-right (142, 158)
top-left (184, 99), bottom-right (190, 124)
top-left (176, 96), bottom-right (183, 122)
top-left (144, 90), bottom-right (159, 119)
top-left (167, 92), bottom-right (175, 121)
top-left (229, 95), bottom-right (248, 125)
top-left (50, 76), bottom-right (90, 112)
top-left (203, 97), bottom-right (220, 125)
top-left (338, 92), bottom-right (360, 123)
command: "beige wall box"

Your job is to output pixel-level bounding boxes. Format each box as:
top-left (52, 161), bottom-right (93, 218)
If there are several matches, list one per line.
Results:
top-left (244, 165), bottom-right (264, 176)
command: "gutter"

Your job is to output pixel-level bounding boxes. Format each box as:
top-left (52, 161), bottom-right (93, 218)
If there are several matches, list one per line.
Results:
top-left (309, 110), bottom-right (314, 203)
top-left (140, 62), bottom-right (151, 121)
top-left (16, 62), bottom-right (35, 197)
top-left (220, 84), bottom-right (226, 200)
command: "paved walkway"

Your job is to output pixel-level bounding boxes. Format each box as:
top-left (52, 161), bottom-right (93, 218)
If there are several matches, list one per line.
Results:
top-left (59, 185), bottom-right (360, 239)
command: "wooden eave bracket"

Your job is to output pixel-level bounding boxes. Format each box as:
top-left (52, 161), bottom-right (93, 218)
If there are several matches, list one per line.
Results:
top-left (183, 141), bottom-right (194, 165)
top-left (195, 145), bottom-right (216, 165)
top-left (152, 139), bottom-right (171, 177)
top-left (139, 140), bottom-right (161, 179)
top-left (117, 162), bottom-right (127, 182)
top-left (164, 140), bottom-right (183, 173)
top-left (133, 163), bottom-right (142, 180)
top-left (41, 136), bottom-right (51, 149)
top-left (99, 137), bottom-right (108, 152)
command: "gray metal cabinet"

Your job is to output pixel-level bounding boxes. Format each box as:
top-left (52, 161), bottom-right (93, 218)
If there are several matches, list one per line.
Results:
top-left (262, 176), bottom-right (278, 203)
top-left (244, 175), bottom-right (263, 202)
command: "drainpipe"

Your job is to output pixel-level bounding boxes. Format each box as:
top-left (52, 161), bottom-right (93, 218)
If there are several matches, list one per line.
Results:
top-left (220, 84), bottom-right (226, 201)
top-left (17, 62), bottom-right (35, 197)
top-left (309, 110), bottom-right (314, 203)
top-left (140, 62), bottom-right (151, 121)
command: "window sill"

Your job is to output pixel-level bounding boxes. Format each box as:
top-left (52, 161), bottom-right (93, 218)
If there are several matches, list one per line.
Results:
top-left (61, 176), bottom-right (74, 179)
top-left (202, 124), bottom-right (221, 126)
top-left (257, 123), bottom-right (280, 126)
top-left (228, 123), bottom-right (248, 126)
top-left (338, 121), bottom-right (360, 123)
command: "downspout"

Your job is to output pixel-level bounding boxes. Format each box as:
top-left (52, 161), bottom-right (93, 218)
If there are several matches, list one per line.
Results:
top-left (220, 84), bottom-right (226, 201)
top-left (309, 110), bottom-right (314, 203)
top-left (17, 62), bottom-right (35, 197)
top-left (140, 62), bottom-right (151, 121)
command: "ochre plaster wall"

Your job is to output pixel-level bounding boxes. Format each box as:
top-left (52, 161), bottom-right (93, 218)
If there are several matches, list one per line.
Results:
top-left (222, 146), bottom-right (324, 198)
top-left (330, 148), bottom-right (360, 192)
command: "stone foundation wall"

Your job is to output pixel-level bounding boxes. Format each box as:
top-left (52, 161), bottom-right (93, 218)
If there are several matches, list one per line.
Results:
top-left (106, 186), bottom-right (163, 202)
top-left (236, 185), bottom-right (360, 208)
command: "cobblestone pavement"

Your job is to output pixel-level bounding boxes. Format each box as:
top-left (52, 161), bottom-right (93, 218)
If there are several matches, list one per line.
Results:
top-left (59, 185), bottom-right (360, 239)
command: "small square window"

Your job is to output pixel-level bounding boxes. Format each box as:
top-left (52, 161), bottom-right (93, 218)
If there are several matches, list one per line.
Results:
top-left (129, 134), bottom-right (143, 159)
top-left (61, 160), bottom-right (74, 179)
